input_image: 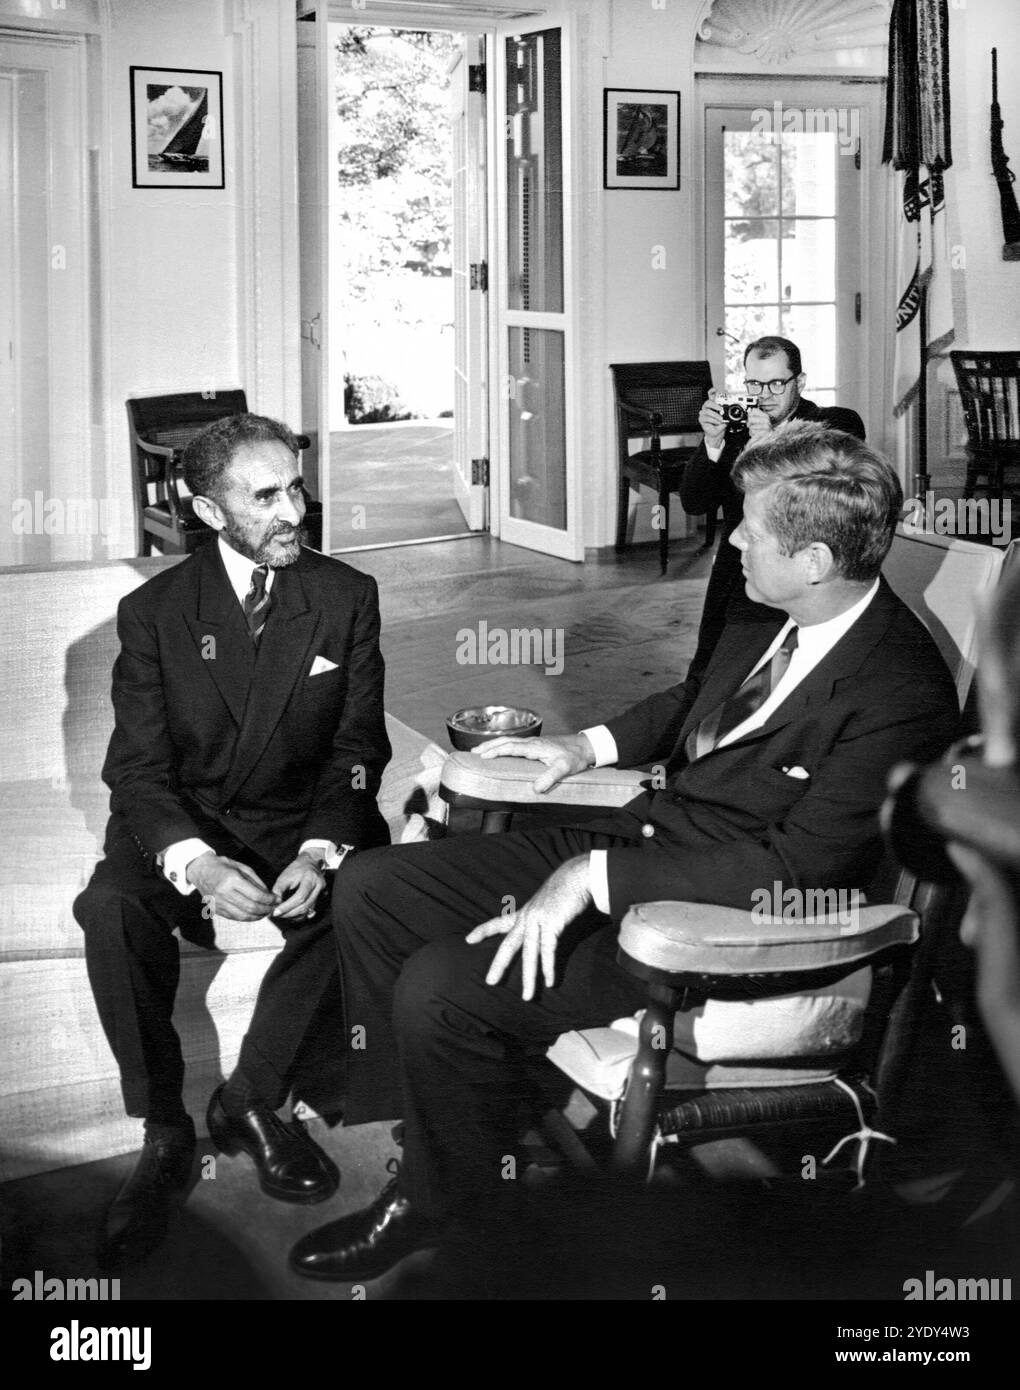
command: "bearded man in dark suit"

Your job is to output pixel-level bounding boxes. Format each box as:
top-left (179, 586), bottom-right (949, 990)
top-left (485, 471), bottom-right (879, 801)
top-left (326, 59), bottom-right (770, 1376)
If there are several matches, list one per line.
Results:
top-left (681, 335), bottom-right (866, 682)
top-left (74, 413), bottom-right (390, 1268)
top-left (289, 422), bottom-right (959, 1286)
top-left (290, 423), bottom-right (959, 1284)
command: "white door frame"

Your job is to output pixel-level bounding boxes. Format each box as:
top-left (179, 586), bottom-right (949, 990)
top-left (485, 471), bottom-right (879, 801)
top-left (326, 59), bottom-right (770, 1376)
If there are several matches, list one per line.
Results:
top-left (297, 10), bottom-right (333, 549)
top-left (450, 37), bottom-right (489, 530)
top-left (0, 29), bottom-right (91, 565)
top-left (490, 11), bottom-right (583, 560)
top-left (698, 76), bottom-right (888, 448)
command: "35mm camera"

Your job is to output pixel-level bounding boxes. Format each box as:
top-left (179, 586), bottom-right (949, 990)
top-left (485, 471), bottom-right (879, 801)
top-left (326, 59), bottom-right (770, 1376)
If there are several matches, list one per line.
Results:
top-left (714, 392), bottom-right (757, 426)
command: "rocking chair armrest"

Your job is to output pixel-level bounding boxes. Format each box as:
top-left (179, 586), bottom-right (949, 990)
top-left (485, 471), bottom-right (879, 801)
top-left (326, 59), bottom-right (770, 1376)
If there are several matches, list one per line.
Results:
top-left (618, 900), bottom-right (919, 982)
top-left (439, 751), bottom-right (647, 813)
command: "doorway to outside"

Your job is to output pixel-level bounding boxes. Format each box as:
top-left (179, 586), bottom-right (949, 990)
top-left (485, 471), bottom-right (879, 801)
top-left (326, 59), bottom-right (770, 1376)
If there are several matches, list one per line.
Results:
top-left (331, 24), bottom-right (475, 552)
top-left (702, 80), bottom-right (887, 440)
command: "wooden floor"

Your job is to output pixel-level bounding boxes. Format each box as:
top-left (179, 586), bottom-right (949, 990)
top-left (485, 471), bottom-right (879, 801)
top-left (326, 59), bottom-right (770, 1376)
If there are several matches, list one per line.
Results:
top-left (3, 532), bottom-right (1018, 1307)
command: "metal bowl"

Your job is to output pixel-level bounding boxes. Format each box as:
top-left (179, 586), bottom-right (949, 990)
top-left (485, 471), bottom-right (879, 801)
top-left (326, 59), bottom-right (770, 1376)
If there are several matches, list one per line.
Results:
top-left (446, 704), bottom-right (543, 751)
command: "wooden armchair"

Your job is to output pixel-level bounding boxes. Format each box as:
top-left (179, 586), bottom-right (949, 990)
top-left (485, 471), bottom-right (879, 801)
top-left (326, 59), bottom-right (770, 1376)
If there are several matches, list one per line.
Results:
top-left (949, 351), bottom-right (1020, 505)
top-left (439, 528), bottom-right (1006, 1179)
top-left (127, 390), bottom-right (320, 556)
top-left (611, 362), bottom-right (713, 575)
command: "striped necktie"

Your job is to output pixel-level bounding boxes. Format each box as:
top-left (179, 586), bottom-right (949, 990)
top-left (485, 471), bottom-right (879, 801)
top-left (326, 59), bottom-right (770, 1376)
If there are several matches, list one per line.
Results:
top-left (243, 564), bottom-right (271, 645)
top-left (684, 625), bottom-right (799, 761)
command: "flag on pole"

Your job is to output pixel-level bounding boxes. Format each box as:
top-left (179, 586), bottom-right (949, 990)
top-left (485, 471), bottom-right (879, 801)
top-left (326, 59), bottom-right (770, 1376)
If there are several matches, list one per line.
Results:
top-left (891, 164), bottom-right (954, 417)
top-left (883, 0), bottom-right (954, 420)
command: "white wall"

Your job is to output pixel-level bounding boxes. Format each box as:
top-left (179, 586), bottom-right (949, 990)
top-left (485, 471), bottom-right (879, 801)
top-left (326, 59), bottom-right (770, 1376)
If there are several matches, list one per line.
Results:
top-left (946, 0), bottom-right (1020, 350)
top-left (0, 0), bottom-right (301, 559)
top-left (7, 0), bottom-right (1016, 557)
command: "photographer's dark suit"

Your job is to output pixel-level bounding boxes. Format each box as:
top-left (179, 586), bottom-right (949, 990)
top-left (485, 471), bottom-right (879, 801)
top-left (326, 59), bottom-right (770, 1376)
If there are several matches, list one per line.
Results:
top-left (335, 578), bottom-right (957, 1219)
top-left (75, 542), bottom-right (391, 1119)
top-left (680, 399), bottom-right (866, 679)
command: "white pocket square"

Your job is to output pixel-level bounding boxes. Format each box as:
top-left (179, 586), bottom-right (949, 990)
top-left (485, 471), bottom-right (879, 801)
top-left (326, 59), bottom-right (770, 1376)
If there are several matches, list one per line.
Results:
top-left (309, 655), bottom-right (339, 677)
top-left (781, 765), bottom-right (810, 780)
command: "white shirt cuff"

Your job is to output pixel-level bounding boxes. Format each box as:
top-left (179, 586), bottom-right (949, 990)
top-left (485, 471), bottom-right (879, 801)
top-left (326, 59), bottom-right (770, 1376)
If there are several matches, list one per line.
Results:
top-left (589, 850), bottom-right (611, 916)
top-left (705, 440), bottom-right (725, 461)
top-left (580, 725), bottom-right (618, 768)
top-left (162, 838), bottom-right (215, 895)
top-left (299, 839), bottom-right (340, 869)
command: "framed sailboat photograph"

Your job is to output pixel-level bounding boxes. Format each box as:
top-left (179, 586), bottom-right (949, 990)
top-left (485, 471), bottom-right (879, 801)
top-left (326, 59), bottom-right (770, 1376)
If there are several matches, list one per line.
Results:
top-left (130, 67), bottom-right (224, 188)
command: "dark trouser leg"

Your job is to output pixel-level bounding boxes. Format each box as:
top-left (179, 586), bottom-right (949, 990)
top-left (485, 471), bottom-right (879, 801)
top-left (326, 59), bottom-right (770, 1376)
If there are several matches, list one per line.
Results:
top-left (234, 908), bottom-right (343, 1111)
top-left (74, 842), bottom-right (196, 1121)
top-left (394, 921), bottom-right (647, 1220)
top-left (76, 833), bottom-right (346, 1119)
top-left (334, 828), bottom-right (648, 1221)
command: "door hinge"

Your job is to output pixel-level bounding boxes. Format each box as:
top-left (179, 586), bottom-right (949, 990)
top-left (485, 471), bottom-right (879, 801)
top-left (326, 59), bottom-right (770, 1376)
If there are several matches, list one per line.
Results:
top-left (470, 261), bottom-right (488, 292)
top-left (471, 457), bottom-right (490, 486)
top-left (855, 291), bottom-right (862, 324)
top-left (468, 63), bottom-right (486, 94)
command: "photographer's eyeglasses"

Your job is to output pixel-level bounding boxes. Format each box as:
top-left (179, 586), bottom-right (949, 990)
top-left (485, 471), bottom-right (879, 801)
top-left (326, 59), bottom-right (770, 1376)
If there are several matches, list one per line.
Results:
top-left (743, 376), bottom-right (796, 397)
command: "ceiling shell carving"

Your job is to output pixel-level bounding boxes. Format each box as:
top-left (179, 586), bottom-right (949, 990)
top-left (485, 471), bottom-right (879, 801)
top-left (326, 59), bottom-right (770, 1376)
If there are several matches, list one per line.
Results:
top-left (697, 0), bottom-right (892, 68)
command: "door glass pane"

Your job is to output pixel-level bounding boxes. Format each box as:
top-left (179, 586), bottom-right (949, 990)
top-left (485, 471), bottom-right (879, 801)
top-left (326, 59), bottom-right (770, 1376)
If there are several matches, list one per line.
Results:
top-left (724, 132), bottom-right (778, 217)
top-left (722, 120), bottom-right (843, 391)
top-left (782, 303), bottom-right (836, 391)
top-left (725, 217), bottom-right (780, 305)
top-left (508, 326), bottom-right (565, 528)
top-left (506, 28), bottom-right (562, 313)
top-left (785, 131), bottom-right (836, 216)
top-left (782, 219), bottom-right (835, 302)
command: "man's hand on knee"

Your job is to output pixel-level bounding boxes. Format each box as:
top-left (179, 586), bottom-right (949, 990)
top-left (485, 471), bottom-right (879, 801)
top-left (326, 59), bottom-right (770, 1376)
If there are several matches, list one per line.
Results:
top-left (476, 732), bottom-right (596, 794)
top-left (271, 854), bottom-right (327, 921)
top-left (186, 853), bottom-right (277, 921)
top-left (466, 856), bottom-right (593, 1000)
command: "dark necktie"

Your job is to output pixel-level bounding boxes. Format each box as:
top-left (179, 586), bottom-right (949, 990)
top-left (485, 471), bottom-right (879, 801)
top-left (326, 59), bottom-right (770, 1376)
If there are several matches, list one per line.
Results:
top-left (684, 625), bottom-right (799, 761)
top-left (243, 564), bottom-right (271, 645)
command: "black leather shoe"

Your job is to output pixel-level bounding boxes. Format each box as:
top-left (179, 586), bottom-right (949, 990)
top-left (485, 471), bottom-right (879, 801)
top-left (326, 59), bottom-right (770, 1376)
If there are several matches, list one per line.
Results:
top-left (98, 1125), bottom-right (195, 1271)
top-left (289, 1177), bottom-right (443, 1282)
top-left (206, 1084), bottom-right (339, 1204)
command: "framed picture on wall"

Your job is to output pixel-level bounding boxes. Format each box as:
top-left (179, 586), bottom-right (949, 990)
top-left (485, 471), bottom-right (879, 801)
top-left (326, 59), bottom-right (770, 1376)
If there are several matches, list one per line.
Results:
top-left (130, 67), bottom-right (224, 189)
top-left (603, 88), bottom-right (680, 190)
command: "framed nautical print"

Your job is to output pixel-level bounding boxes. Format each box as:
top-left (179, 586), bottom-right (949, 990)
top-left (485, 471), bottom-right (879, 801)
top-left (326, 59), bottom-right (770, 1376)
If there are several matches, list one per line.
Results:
top-left (130, 67), bottom-right (224, 189)
top-left (603, 89), bottom-right (680, 190)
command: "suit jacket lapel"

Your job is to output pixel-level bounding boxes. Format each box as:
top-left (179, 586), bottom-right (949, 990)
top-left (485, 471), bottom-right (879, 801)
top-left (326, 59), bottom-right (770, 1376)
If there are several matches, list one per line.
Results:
top-left (219, 561), bottom-right (319, 805)
top-left (183, 543), bottom-right (254, 728)
top-left (698, 579), bottom-right (898, 751)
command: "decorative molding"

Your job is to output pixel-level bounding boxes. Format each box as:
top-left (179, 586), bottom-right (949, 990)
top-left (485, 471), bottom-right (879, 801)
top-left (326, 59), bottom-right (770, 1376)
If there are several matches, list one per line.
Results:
top-left (229, 0), bottom-right (261, 407)
top-left (0, 0), bottom-right (102, 35)
top-left (696, 0), bottom-right (891, 69)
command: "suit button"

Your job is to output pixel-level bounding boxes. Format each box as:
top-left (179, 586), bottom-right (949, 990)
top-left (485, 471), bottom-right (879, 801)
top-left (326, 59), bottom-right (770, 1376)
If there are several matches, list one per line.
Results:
top-left (222, 806), bottom-right (233, 816)
top-left (641, 823), bottom-right (655, 839)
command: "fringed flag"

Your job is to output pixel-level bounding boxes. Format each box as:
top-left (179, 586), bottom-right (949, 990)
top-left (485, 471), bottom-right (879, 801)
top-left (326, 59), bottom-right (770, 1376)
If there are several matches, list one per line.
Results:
top-left (883, 0), bottom-right (954, 418)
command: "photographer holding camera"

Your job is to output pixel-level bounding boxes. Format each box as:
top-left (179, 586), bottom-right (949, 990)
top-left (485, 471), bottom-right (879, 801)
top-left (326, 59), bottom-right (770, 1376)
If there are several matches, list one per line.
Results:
top-left (681, 335), bottom-right (864, 680)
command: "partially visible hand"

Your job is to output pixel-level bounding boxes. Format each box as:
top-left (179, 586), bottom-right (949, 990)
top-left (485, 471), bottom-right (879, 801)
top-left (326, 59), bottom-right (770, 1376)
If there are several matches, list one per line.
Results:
top-left (477, 732), bottom-right (595, 793)
top-left (186, 853), bottom-right (276, 922)
top-left (465, 856), bottom-right (592, 1000)
top-left (271, 853), bottom-right (327, 920)
top-left (699, 396), bottom-right (727, 450)
top-left (745, 403), bottom-right (772, 443)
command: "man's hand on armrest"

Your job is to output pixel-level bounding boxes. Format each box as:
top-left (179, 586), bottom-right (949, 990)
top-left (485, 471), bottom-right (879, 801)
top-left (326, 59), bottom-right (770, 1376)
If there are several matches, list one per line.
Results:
top-left (477, 732), bottom-right (597, 794)
top-left (185, 852), bottom-right (277, 922)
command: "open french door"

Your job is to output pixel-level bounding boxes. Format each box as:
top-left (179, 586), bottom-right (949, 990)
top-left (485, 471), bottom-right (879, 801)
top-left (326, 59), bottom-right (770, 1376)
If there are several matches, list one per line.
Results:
top-left (296, 9), bottom-right (332, 548)
top-left (450, 37), bottom-right (489, 530)
top-left (491, 13), bottom-right (583, 561)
